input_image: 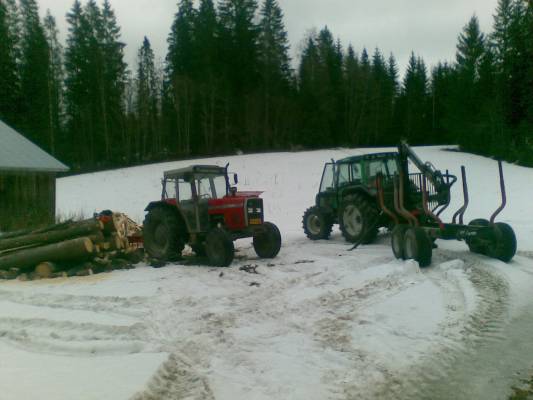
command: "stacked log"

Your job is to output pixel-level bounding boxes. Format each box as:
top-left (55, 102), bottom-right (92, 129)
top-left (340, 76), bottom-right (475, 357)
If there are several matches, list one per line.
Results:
top-left (0, 212), bottom-right (144, 281)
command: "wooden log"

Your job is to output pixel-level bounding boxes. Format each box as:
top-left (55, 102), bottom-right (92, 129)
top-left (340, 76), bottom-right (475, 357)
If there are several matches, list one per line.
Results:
top-left (0, 237), bottom-right (94, 271)
top-left (0, 220), bottom-right (74, 240)
top-left (34, 262), bottom-right (58, 279)
top-left (89, 231), bottom-right (105, 244)
top-left (0, 220), bottom-right (103, 252)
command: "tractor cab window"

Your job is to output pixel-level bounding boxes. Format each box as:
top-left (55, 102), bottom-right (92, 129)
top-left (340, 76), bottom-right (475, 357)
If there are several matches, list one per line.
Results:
top-left (337, 163), bottom-right (350, 186)
top-left (212, 175), bottom-right (229, 198)
top-left (367, 158), bottom-right (398, 179)
top-left (197, 178), bottom-right (214, 199)
top-left (177, 179), bottom-right (193, 201)
top-left (320, 163), bottom-right (335, 192)
top-left (351, 163), bottom-right (362, 182)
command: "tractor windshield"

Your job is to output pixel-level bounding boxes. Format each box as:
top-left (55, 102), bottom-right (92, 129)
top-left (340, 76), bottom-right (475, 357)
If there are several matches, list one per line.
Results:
top-left (197, 175), bottom-right (228, 199)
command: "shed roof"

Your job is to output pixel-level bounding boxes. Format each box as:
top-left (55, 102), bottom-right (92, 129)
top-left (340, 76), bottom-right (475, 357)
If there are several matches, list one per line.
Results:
top-left (0, 120), bottom-right (69, 173)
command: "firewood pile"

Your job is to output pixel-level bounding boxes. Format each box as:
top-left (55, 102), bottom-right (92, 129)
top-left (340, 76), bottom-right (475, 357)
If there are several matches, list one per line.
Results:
top-left (0, 211), bottom-right (144, 281)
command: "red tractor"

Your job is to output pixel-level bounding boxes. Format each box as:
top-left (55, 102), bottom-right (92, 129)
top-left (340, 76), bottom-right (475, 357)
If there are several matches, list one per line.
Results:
top-left (143, 165), bottom-right (281, 267)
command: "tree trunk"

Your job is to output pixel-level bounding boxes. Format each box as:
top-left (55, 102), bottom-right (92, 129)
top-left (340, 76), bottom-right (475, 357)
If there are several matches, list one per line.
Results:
top-left (0, 220), bottom-right (103, 251)
top-left (0, 237), bottom-right (94, 271)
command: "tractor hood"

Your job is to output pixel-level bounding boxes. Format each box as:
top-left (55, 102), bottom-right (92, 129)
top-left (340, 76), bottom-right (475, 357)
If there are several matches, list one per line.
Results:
top-left (234, 191), bottom-right (263, 198)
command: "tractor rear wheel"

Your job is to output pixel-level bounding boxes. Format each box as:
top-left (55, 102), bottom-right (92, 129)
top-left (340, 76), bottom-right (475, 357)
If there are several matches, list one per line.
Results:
top-left (403, 227), bottom-right (432, 268)
top-left (205, 228), bottom-right (235, 267)
top-left (487, 222), bottom-right (517, 263)
top-left (302, 206), bottom-right (333, 240)
top-left (143, 207), bottom-right (185, 261)
top-left (466, 218), bottom-right (490, 255)
top-left (391, 225), bottom-right (409, 260)
top-left (191, 244), bottom-right (206, 257)
top-left (339, 194), bottom-right (379, 244)
top-left (253, 222), bottom-right (282, 258)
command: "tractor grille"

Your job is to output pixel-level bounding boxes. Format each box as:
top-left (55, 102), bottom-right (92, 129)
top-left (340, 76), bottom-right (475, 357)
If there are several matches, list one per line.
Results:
top-left (246, 198), bottom-right (264, 226)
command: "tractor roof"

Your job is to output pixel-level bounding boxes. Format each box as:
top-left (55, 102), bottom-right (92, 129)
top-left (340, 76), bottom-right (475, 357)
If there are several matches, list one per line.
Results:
top-left (164, 165), bottom-right (227, 179)
top-left (337, 152), bottom-right (398, 164)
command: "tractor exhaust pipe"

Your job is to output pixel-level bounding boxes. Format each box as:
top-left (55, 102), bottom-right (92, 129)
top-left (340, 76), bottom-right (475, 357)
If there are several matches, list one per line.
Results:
top-left (490, 161), bottom-right (507, 224)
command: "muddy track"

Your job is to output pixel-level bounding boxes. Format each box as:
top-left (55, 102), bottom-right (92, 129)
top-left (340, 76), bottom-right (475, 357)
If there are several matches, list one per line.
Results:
top-left (358, 250), bottom-right (513, 400)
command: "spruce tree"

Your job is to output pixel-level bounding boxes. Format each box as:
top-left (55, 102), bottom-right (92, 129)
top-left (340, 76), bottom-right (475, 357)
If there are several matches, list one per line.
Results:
top-left (42, 10), bottom-right (63, 156)
top-left (194, 0), bottom-right (219, 153)
top-left (136, 36), bottom-right (160, 160)
top-left (258, 0), bottom-right (291, 147)
top-left (0, 0), bottom-right (19, 126)
top-left (19, 0), bottom-right (51, 149)
top-left (166, 0), bottom-right (197, 154)
top-left (218, 0), bottom-right (260, 147)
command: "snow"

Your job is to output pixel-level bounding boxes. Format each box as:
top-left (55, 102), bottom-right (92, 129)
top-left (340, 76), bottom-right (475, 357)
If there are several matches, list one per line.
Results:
top-left (0, 146), bottom-right (532, 399)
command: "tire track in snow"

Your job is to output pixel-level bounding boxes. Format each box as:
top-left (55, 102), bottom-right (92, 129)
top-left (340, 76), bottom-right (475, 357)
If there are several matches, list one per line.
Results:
top-left (0, 317), bottom-right (147, 356)
top-left (359, 250), bottom-right (512, 400)
top-left (0, 288), bottom-right (149, 318)
top-left (0, 289), bottom-right (153, 357)
top-left (131, 353), bottom-right (215, 400)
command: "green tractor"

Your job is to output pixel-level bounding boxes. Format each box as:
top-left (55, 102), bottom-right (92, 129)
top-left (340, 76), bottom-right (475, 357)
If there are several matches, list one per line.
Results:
top-left (303, 142), bottom-right (517, 267)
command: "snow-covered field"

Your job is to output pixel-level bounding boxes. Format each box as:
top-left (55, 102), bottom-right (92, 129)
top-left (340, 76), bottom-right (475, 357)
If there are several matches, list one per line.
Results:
top-left (1, 146), bottom-right (533, 399)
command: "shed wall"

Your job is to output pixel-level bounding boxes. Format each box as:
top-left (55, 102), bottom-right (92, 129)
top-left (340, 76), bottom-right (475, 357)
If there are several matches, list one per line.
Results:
top-left (0, 172), bottom-right (56, 231)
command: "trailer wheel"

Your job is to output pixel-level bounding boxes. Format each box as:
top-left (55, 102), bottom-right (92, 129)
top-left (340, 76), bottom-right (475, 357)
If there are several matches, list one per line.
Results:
top-left (143, 207), bottom-right (185, 261)
top-left (466, 219), bottom-right (489, 255)
top-left (205, 228), bottom-right (235, 267)
top-left (339, 194), bottom-right (379, 244)
top-left (403, 227), bottom-right (432, 268)
top-left (302, 206), bottom-right (333, 240)
top-left (487, 223), bottom-right (517, 263)
top-left (253, 222), bottom-right (282, 258)
top-left (391, 225), bottom-right (409, 260)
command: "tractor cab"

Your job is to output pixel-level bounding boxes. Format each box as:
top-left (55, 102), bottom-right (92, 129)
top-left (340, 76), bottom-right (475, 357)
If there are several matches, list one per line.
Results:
top-left (161, 165), bottom-right (240, 234)
top-left (316, 152), bottom-right (399, 212)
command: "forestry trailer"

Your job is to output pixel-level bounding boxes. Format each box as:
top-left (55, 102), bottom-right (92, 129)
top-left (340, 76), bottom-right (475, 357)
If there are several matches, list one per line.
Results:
top-left (303, 142), bottom-right (517, 267)
top-left (143, 165), bottom-right (281, 267)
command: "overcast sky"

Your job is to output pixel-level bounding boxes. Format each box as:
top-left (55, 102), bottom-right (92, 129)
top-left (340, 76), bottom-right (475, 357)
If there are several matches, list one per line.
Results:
top-left (38, 0), bottom-right (499, 76)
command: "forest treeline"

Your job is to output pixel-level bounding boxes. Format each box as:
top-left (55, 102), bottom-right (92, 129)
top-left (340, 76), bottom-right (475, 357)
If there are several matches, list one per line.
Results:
top-left (0, 0), bottom-right (532, 171)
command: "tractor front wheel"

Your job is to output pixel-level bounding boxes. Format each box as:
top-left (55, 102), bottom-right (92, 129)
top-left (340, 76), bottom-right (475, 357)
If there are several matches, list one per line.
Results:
top-left (143, 207), bottom-right (185, 261)
top-left (302, 206), bottom-right (333, 240)
top-left (205, 228), bottom-right (235, 267)
top-left (253, 222), bottom-right (282, 259)
top-left (487, 222), bottom-right (517, 263)
top-left (403, 227), bottom-right (432, 268)
top-left (339, 194), bottom-right (378, 244)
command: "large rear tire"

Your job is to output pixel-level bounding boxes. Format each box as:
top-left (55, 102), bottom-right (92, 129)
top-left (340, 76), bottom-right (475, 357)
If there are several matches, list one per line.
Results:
top-left (253, 222), bottom-right (282, 258)
top-left (143, 207), bottom-right (185, 261)
top-left (339, 194), bottom-right (379, 244)
top-left (403, 227), bottom-right (432, 268)
top-left (487, 222), bottom-right (517, 263)
top-left (205, 228), bottom-right (235, 267)
top-left (302, 206), bottom-right (333, 240)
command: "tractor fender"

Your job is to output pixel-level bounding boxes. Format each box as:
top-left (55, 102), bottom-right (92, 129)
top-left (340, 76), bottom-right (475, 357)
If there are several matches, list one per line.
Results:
top-left (144, 201), bottom-right (189, 231)
top-left (339, 187), bottom-right (375, 203)
top-left (145, 200), bottom-right (176, 212)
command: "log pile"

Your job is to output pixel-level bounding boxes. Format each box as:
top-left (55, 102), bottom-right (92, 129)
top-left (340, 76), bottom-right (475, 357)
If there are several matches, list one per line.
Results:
top-left (0, 212), bottom-right (144, 281)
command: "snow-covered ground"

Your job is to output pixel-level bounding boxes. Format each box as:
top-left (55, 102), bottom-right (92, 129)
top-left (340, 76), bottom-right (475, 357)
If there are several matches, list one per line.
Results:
top-left (1, 146), bottom-right (533, 399)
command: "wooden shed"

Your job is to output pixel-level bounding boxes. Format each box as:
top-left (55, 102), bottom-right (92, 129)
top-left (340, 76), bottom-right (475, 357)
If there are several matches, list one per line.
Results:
top-left (0, 120), bottom-right (69, 232)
